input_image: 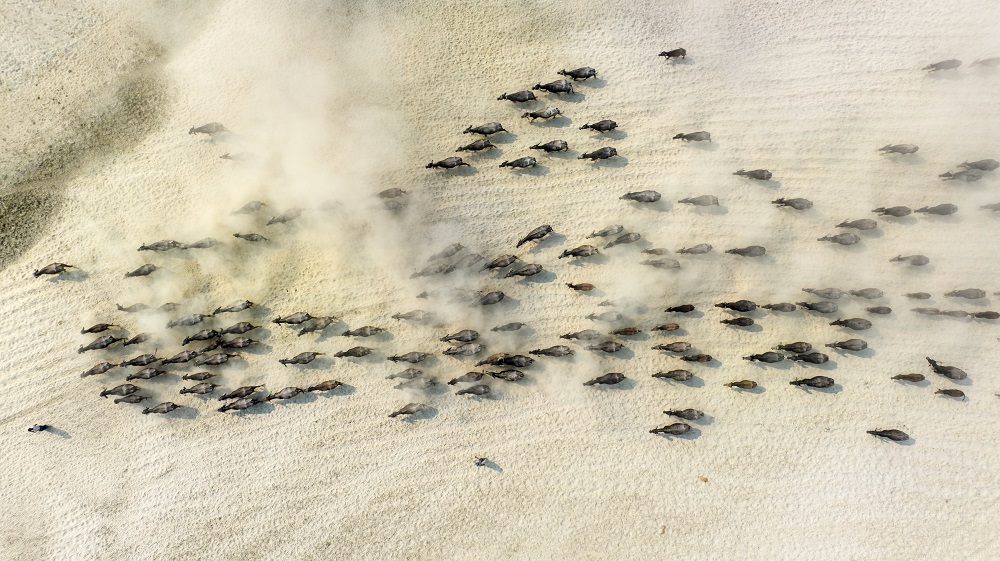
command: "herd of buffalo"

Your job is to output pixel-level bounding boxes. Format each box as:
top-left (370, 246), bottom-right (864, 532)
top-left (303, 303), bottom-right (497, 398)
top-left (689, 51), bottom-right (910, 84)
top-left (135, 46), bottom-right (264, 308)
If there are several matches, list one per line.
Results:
top-left (30, 49), bottom-right (1000, 444)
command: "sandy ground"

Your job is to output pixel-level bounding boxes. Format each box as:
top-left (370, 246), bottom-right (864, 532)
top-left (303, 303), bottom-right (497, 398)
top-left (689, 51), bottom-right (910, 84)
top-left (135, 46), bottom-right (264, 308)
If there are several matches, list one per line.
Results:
top-left (2, 0), bottom-right (1000, 559)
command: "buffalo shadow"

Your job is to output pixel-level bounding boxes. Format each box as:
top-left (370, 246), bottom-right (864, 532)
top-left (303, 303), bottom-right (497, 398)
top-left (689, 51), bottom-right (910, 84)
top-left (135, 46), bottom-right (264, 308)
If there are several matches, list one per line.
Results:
top-left (588, 155), bottom-right (629, 169)
top-left (47, 269), bottom-right (88, 282)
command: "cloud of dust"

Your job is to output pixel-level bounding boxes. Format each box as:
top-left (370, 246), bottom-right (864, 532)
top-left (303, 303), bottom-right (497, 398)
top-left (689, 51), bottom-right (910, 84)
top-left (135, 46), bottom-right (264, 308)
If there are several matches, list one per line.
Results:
top-left (98, 1), bottom-right (433, 322)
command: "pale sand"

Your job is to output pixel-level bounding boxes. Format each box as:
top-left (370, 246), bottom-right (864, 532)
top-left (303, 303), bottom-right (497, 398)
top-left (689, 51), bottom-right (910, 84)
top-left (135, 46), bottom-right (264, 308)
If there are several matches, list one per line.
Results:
top-left (2, 0), bottom-right (1000, 559)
